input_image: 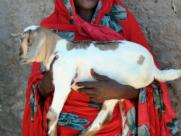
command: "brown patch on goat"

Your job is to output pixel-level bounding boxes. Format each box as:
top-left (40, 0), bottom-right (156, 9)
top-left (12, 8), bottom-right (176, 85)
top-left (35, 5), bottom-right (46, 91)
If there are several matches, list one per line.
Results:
top-left (66, 41), bottom-right (120, 51)
top-left (66, 42), bottom-right (90, 50)
top-left (94, 42), bottom-right (119, 50)
top-left (137, 55), bottom-right (145, 65)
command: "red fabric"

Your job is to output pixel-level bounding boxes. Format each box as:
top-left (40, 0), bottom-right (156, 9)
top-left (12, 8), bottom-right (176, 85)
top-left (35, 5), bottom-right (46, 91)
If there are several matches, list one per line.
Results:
top-left (22, 62), bottom-right (44, 136)
top-left (22, 0), bottom-right (177, 136)
top-left (40, 0), bottom-right (125, 41)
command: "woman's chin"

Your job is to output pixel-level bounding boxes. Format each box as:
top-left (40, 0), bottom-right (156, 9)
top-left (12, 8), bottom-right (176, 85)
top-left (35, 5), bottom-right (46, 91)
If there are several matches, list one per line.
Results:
top-left (74, 0), bottom-right (99, 10)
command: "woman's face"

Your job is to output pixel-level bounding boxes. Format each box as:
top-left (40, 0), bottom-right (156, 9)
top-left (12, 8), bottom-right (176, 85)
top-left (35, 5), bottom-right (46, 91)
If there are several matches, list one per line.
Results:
top-left (74, 0), bottom-right (99, 10)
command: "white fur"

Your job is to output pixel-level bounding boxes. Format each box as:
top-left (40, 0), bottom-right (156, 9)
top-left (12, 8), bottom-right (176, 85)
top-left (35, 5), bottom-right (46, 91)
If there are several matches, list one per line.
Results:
top-left (47, 38), bottom-right (181, 135)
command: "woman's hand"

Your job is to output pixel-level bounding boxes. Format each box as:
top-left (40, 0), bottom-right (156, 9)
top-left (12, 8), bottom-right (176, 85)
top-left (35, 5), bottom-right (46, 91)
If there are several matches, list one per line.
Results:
top-left (77, 69), bottom-right (139, 103)
top-left (38, 70), bottom-right (54, 98)
top-left (38, 59), bottom-right (57, 98)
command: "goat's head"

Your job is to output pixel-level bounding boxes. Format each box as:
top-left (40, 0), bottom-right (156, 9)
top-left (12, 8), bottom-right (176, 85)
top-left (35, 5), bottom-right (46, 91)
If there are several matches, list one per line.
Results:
top-left (19, 25), bottom-right (58, 70)
top-left (19, 26), bottom-right (43, 64)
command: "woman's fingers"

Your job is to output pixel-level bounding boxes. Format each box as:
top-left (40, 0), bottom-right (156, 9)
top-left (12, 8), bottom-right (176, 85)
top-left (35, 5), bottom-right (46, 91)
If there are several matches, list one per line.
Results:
top-left (76, 81), bottom-right (97, 88)
top-left (90, 69), bottom-right (110, 81)
top-left (78, 88), bottom-right (97, 97)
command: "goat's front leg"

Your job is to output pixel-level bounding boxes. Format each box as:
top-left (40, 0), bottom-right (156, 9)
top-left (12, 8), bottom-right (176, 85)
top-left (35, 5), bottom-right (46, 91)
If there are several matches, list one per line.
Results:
top-left (47, 61), bottom-right (76, 136)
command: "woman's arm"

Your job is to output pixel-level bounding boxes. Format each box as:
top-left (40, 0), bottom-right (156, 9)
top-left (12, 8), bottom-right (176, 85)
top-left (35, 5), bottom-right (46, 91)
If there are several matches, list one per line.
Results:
top-left (38, 71), bottom-right (54, 98)
top-left (77, 69), bottom-right (139, 103)
top-left (38, 69), bottom-right (139, 102)
top-left (38, 57), bottom-right (57, 98)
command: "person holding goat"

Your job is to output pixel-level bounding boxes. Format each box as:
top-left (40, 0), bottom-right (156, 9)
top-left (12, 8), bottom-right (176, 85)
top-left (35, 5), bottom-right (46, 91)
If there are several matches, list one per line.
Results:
top-left (22, 0), bottom-right (178, 136)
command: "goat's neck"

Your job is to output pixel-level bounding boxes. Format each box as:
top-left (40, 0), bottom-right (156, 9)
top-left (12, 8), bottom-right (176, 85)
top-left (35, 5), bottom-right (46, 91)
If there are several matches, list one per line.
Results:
top-left (55, 38), bottom-right (69, 55)
top-left (37, 34), bottom-right (59, 70)
top-left (43, 38), bottom-right (69, 71)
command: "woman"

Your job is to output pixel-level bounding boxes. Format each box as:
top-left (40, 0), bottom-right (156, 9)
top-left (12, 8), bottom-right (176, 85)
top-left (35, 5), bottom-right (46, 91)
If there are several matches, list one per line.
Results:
top-left (22, 0), bottom-right (178, 135)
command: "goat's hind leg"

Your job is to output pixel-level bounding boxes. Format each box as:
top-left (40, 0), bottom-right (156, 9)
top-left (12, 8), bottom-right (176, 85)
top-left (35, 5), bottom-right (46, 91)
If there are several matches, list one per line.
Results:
top-left (80, 100), bottom-right (118, 136)
top-left (47, 61), bottom-right (76, 136)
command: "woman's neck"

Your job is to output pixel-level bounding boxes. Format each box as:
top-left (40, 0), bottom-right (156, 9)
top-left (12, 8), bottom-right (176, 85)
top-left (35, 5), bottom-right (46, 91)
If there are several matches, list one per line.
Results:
top-left (76, 8), bottom-right (96, 22)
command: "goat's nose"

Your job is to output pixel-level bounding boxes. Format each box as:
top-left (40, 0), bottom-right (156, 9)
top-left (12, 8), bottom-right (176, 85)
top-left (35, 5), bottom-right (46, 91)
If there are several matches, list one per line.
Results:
top-left (19, 47), bottom-right (23, 56)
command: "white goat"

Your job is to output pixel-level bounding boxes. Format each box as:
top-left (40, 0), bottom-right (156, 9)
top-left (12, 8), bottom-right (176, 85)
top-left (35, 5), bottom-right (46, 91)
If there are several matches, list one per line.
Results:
top-left (19, 25), bottom-right (181, 136)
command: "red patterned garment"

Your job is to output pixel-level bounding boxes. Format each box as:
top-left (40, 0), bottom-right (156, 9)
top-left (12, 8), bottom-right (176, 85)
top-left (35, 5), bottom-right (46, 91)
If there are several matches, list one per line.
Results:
top-left (22, 0), bottom-right (178, 136)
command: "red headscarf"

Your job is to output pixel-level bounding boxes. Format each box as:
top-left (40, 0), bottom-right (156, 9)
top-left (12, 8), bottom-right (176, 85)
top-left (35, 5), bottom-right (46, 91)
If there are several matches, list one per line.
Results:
top-left (22, 0), bottom-right (178, 136)
top-left (40, 0), bottom-right (126, 41)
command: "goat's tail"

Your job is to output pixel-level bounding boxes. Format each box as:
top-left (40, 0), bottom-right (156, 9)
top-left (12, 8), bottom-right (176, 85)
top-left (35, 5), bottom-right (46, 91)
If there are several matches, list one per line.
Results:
top-left (154, 67), bottom-right (181, 82)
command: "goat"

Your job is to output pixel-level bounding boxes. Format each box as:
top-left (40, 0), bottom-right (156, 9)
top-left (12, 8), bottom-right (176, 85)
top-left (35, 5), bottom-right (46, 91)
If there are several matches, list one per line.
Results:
top-left (19, 25), bottom-right (181, 136)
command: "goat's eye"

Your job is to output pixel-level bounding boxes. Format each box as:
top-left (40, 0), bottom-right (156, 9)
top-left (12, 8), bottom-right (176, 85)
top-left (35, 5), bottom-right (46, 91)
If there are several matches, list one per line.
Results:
top-left (27, 38), bottom-right (32, 46)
